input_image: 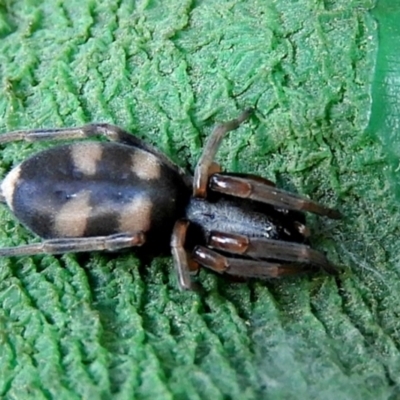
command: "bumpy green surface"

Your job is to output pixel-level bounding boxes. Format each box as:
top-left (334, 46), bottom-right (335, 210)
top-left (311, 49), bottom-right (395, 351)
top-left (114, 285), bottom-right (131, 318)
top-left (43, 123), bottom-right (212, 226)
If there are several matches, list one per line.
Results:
top-left (0, 0), bottom-right (396, 399)
top-left (369, 0), bottom-right (400, 200)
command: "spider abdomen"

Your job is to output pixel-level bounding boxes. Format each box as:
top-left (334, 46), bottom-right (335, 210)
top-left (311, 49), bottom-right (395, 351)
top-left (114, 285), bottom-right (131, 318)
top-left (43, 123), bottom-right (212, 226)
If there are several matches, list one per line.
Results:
top-left (1, 142), bottom-right (190, 245)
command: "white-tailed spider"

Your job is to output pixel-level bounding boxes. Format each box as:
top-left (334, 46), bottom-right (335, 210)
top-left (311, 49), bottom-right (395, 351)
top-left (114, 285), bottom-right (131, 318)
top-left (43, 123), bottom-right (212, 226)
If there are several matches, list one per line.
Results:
top-left (0, 109), bottom-right (340, 289)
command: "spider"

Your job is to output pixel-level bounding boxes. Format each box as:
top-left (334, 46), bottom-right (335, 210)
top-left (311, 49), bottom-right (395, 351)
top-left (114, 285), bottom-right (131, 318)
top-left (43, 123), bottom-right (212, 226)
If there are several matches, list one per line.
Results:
top-left (0, 109), bottom-right (340, 290)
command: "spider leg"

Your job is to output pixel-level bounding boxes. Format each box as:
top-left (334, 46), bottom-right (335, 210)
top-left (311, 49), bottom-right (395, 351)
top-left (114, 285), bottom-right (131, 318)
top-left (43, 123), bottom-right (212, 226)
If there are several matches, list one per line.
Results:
top-left (0, 123), bottom-right (135, 144)
top-left (209, 173), bottom-right (341, 219)
top-left (193, 109), bottom-right (253, 197)
top-left (221, 172), bottom-right (276, 187)
top-left (215, 173), bottom-right (310, 239)
top-left (171, 220), bottom-right (200, 290)
top-left (0, 232), bottom-right (145, 257)
top-left (208, 231), bottom-right (337, 274)
top-left (192, 246), bottom-right (313, 278)
top-left (0, 124), bottom-right (189, 181)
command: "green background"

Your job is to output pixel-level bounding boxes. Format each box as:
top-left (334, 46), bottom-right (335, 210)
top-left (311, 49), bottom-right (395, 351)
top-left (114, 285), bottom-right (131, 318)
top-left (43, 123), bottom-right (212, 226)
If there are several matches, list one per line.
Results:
top-left (0, 0), bottom-right (398, 398)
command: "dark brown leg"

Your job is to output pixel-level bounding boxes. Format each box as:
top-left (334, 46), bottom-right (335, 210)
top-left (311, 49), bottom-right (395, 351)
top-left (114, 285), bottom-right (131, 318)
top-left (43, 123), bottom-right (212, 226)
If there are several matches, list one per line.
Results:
top-left (171, 220), bottom-right (200, 290)
top-left (0, 232), bottom-right (145, 257)
top-left (193, 109), bottom-right (253, 198)
top-left (192, 246), bottom-right (312, 278)
top-left (208, 231), bottom-right (337, 274)
top-left (209, 174), bottom-right (341, 219)
top-left (222, 172), bottom-right (276, 187)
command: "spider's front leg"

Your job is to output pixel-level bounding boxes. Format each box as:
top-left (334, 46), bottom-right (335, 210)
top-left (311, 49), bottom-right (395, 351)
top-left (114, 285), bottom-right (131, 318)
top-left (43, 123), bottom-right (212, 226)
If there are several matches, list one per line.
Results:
top-left (193, 108), bottom-right (253, 198)
top-left (192, 246), bottom-right (313, 278)
top-left (207, 231), bottom-right (337, 275)
top-left (191, 109), bottom-right (340, 219)
top-left (209, 174), bottom-right (341, 219)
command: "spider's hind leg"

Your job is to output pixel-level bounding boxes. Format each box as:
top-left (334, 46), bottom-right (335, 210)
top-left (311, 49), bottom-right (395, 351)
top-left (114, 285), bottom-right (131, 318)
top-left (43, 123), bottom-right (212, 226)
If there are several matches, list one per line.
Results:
top-left (0, 123), bottom-right (133, 144)
top-left (0, 123), bottom-right (189, 180)
top-left (0, 232), bottom-right (146, 257)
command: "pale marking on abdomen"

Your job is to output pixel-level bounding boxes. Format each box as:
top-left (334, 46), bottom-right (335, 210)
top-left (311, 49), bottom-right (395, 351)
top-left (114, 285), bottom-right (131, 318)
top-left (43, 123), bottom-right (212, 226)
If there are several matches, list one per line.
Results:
top-left (1, 165), bottom-right (22, 210)
top-left (71, 143), bottom-right (103, 176)
top-left (131, 149), bottom-right (161, 180)
top-left (118, 194), bottom-right (153, 233)
top-left (53, 190), bottom-right (92, 237)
